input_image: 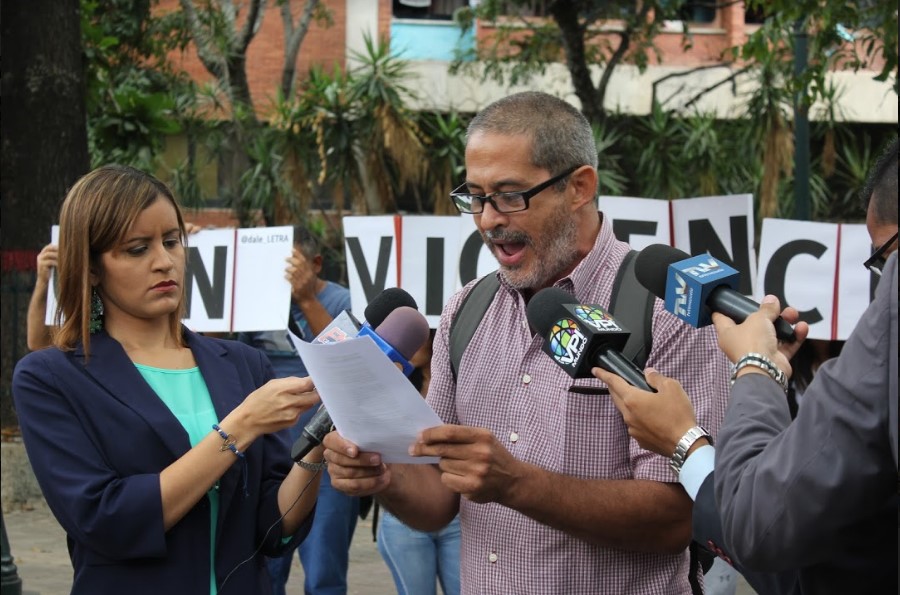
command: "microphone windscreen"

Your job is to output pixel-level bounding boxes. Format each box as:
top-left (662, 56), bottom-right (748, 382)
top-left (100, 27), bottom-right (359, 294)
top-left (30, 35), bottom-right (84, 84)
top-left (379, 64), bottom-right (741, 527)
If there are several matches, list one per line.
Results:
top-left (525, 287), bottom-right (577, 336)
top-left (634, 244), bottom-right (691, 299)
top-left (373, 306), bottom-right (431, 360)
top-left (364, 287), bottom-right (418, 328)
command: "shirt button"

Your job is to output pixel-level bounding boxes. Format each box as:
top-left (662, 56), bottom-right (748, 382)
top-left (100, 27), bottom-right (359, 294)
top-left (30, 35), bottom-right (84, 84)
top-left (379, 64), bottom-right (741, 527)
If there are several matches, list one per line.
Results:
top-left (488, 552), bottom-right (498, 563)
top-left (522, 319), bottom-right (528, 329)
top-left (509, 432), bottom-right (519, 443)
top-left (522, 374), bottom-right (532, 384)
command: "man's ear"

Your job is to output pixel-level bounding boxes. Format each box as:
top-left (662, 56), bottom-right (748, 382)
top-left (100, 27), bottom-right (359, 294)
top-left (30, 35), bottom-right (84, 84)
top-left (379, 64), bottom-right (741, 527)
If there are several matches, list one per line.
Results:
top-left (568, 166), bottom-right (599, 211)
top-left (312, 254), bottom-right (324, 275)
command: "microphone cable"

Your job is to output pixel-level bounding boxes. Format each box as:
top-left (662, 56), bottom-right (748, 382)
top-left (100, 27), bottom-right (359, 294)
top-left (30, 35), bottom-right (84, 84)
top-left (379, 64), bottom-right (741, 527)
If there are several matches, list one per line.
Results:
top-left (218, 464), bottom-right (323, 593)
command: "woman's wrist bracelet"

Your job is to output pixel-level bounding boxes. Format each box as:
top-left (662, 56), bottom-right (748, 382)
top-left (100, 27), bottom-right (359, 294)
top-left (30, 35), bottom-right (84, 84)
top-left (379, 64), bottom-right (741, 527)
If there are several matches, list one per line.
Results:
top-left (731, 353), bottom-right (788, 393)
top-left (297, 458), bottom-right (327, 473)
top-left (212, 424), bottom-right (245, 458)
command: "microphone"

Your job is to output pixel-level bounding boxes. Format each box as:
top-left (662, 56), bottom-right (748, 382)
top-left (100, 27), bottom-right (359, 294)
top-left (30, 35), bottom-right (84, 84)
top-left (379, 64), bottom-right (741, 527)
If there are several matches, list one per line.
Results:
top-left (364, 287), bottom-right (418, 328)
top-left (291, 299), bottom-right (431, 463)
top-left (526, 287), bottom-right (655, 392)
top-left (634, 244), bottom-right (796, 342)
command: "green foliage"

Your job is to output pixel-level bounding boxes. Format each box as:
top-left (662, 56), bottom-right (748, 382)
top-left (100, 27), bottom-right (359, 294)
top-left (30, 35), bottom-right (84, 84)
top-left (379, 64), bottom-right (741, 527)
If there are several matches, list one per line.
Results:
top-left (592, 122), bottom-right (628, 197)
top-left (633, 102), bottom-right (690, 199)
top-left (416, 110), bottom-right (469, 214)
top-left (82, 0), bottom-right (192, 170)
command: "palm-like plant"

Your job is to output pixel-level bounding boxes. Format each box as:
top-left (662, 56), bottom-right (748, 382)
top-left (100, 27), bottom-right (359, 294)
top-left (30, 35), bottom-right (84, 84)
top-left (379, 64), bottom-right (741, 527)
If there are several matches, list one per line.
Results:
top-left (592, 121), bottom-right (628, 197)
top-left (418, 110), bottom-right (468, 215)
top-left (349, 34), bottom-right (426, 213)
top-left (633, 101), bottom-right (689, 199)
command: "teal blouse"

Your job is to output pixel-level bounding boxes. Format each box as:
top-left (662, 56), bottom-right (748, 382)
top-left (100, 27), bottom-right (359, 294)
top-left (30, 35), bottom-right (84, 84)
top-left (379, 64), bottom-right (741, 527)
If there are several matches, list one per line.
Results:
top-left (135, 364), bottom-right (219, 595)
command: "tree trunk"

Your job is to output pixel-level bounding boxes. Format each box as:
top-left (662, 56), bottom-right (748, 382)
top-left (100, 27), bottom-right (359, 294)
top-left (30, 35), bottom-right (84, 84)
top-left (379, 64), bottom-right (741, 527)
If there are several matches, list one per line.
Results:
top-left (0, 0), bottom-right (89, 429)
top-left (550, 1), bottom-right (605, 125)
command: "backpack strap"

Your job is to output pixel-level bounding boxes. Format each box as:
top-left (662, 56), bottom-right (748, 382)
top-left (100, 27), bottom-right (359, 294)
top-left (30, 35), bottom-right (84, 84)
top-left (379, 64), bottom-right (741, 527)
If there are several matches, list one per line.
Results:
top-left (449, 273), bottom-right (501, 382)
top-left (608, 250), bottom-right (655, 369)
top-left (449, 251), bottom-right (654, 381)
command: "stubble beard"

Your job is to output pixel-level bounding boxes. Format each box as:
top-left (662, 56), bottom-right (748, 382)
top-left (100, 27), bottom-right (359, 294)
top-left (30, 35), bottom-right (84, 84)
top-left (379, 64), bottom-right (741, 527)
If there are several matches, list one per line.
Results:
top-left (483, 212), bottom-right (580, 291)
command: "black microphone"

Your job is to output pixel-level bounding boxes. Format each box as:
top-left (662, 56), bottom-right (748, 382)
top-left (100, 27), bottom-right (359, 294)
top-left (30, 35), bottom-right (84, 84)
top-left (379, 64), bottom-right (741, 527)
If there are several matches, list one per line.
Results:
top-left (526, 287), bottom-right (655, 392)
top-left (364, 287), bottom-right (418, 328)
top-left (291, 303), bottom-right (431, 463)
top-left (634, 244), bottom-right (796, 342)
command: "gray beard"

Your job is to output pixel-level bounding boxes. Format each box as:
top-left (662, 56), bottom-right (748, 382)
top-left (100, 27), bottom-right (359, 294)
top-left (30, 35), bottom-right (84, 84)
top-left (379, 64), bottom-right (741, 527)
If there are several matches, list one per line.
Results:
top-left (483, 213), bottom-right (580, 290)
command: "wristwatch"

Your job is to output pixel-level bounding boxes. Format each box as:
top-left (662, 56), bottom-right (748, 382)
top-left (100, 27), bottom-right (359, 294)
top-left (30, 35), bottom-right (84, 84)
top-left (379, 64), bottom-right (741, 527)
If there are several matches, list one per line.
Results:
top-left (669, 426), bottom-right (712, 475)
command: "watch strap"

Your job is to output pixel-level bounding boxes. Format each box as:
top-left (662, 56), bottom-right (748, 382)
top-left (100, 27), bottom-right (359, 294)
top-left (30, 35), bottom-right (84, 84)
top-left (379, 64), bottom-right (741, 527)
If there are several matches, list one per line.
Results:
top-left (669, 425), bottom-right (712, 475)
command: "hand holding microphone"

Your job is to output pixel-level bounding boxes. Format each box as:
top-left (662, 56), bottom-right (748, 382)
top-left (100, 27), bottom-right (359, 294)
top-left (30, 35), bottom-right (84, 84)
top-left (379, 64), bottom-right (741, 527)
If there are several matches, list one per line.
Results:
top-left (526, 287), bottom-right (655, 392)
top-left (712, 294), bottom-right (808, 373)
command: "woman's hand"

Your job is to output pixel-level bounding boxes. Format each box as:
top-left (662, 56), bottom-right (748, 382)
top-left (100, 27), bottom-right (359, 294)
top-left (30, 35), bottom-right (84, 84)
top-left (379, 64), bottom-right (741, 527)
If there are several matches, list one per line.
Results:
top-left (227, 376), bottom-right (320, 442)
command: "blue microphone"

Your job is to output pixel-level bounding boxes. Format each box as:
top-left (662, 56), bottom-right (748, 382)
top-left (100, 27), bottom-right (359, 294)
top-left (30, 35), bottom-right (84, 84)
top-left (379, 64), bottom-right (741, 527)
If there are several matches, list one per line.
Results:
top-left (636, 245), bottom-right (796, 342)
top-left (357, 324), bottom-right (415, 376)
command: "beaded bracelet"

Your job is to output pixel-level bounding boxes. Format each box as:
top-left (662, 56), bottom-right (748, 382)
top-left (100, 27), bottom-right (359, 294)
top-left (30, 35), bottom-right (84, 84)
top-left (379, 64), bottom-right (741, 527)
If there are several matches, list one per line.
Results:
top-left (213, 424), bottom-right (249, 496)
top-left (212, 424), bottom-right (245, 459)
top-left (731, 353), bottom-right (788, 393)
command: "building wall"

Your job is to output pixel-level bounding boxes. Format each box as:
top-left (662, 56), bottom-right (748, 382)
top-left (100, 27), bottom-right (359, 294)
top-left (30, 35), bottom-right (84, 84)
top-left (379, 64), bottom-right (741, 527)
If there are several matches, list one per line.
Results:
top-left (154, 1), bottom-right (896, 123)
top-left (157, 0), bottom-right (349, 118)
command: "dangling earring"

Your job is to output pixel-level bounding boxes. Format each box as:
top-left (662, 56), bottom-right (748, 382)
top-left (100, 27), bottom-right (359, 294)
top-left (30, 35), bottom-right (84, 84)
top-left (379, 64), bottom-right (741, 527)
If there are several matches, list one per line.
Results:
top-left (89, 288), bottom-right (104, 334)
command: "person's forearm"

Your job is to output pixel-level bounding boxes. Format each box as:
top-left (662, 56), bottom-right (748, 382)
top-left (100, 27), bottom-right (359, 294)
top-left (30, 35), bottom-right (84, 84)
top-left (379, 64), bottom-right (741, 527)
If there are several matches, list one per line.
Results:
top-left (277, 445), bottom-right (324, 534)
top-left (159, 427), bottom-right (255, 530)
top-left (377, 463), bottom-right (459, 532)
top-left (294, 296), bottom-right (334, 337)
top-left (26, 283), bottom-right (53, 350)
top-left (504, 462), bottom-right (693, 553)
top-left (159, 411), bottom-right (261, 530)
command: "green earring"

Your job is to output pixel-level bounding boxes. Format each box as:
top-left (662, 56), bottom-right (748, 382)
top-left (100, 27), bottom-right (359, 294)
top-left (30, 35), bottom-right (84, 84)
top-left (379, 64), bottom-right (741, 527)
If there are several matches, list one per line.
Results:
top-left (89, 289), bottom-right (104, 334)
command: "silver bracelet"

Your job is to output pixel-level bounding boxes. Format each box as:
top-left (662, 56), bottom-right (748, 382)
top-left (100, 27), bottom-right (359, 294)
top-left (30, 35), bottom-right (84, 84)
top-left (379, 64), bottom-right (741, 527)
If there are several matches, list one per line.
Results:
top-left (296, 459), bottom-right (327, 473)
top-left (731, 352), bottom-right (788, 393)
top-left (669, 426), bottom-right (712, 475)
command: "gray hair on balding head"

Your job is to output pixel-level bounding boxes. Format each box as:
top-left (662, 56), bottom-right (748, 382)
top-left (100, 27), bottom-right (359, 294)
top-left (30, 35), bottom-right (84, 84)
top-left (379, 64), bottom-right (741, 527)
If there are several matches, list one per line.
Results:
top-left (467, 92), bottom-right (598, 180)
top-left (861, 137), bottom-right (898, 225)
top-left (292, 224), bottom-right (320, 259)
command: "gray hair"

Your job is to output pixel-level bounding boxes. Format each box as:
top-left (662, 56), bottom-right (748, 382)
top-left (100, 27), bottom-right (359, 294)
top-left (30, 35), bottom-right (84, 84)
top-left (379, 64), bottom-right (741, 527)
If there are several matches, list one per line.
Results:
top-left (861, 137), bottom-right (898, 225)
top-left (292, 224), bottom-right (321, 259)
top-left (467, 92), bottom-right (598, 187)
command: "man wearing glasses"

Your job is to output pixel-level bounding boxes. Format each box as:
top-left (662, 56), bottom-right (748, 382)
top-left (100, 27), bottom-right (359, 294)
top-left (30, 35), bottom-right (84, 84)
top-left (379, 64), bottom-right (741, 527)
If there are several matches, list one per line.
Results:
top-left (324, 91), bottom-right (728, 594)
top-left (595, 138), bottom-right (898, 594)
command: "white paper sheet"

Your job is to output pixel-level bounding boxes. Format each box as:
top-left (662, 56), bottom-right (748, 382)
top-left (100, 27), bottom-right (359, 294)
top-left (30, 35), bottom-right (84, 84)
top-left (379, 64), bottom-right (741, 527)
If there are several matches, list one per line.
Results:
top-left (292, 336), bottom-right (442, 464)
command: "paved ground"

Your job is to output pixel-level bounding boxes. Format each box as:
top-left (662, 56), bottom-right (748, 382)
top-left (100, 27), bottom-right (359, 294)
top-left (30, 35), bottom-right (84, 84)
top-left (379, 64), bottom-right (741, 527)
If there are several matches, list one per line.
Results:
top-left (3, 502), bottom-right (397, 595)
top-left (4, 503), bottom-right (758, 595)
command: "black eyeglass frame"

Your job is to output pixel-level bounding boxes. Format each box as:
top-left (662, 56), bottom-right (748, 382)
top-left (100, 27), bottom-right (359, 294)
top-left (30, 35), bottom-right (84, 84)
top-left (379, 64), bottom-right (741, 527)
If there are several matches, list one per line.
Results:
top-left (449, 165), bottom-right (580, 214)
top-left (863, 231), bottom-right (898, 276)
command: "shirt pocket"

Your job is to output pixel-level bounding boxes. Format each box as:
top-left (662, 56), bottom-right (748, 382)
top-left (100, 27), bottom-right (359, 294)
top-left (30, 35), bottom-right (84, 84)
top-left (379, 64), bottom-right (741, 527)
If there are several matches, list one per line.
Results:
top-left (559, 380), bottom-right (631, 479)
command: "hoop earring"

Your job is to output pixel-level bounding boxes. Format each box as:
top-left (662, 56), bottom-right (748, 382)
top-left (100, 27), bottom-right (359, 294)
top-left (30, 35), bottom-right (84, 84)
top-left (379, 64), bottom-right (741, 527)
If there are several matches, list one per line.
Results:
top-left (89, 289), bottom-right (104, 334)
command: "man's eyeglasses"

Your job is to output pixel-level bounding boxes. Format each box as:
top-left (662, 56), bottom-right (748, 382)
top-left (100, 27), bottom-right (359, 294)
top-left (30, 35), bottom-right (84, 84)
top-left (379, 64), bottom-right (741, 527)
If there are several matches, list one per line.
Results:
top-left (449, 166), bottom-right (579, 214)
top-left (863, 231), bottom-right (898, 277)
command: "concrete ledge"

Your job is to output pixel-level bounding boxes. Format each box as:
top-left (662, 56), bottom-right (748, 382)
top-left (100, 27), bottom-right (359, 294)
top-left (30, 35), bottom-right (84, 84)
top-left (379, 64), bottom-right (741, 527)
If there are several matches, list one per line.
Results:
top-left (1, 441), bottom-right (45, 512)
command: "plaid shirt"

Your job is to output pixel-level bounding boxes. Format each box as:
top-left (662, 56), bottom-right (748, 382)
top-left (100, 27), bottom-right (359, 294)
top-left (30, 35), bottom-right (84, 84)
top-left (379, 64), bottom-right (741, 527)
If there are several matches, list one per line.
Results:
top-left (426, 217), bottom-right (729, 595)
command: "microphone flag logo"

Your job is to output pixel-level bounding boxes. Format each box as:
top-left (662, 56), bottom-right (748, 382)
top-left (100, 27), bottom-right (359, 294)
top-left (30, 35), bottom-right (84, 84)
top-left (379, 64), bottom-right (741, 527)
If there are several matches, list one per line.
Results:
top-left (572, 305), bottom-right (623, 332)
top-left (547, 318), bottom-right (587, 367)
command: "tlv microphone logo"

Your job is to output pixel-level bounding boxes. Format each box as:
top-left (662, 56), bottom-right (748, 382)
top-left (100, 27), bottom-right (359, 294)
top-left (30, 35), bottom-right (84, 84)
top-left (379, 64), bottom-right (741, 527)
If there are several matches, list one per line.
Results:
top-left (682, 258), bottom-right (723, 278)
top-left (674, 273), bottom-right (689, 317)
top-left (547, 319), bottom-right (588, 368)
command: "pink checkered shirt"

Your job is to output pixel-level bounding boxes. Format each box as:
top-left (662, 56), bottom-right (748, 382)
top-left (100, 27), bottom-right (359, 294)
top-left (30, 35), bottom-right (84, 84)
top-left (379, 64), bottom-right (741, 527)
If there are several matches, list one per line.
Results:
top-left (426, 217), bottom-right (729, 595)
